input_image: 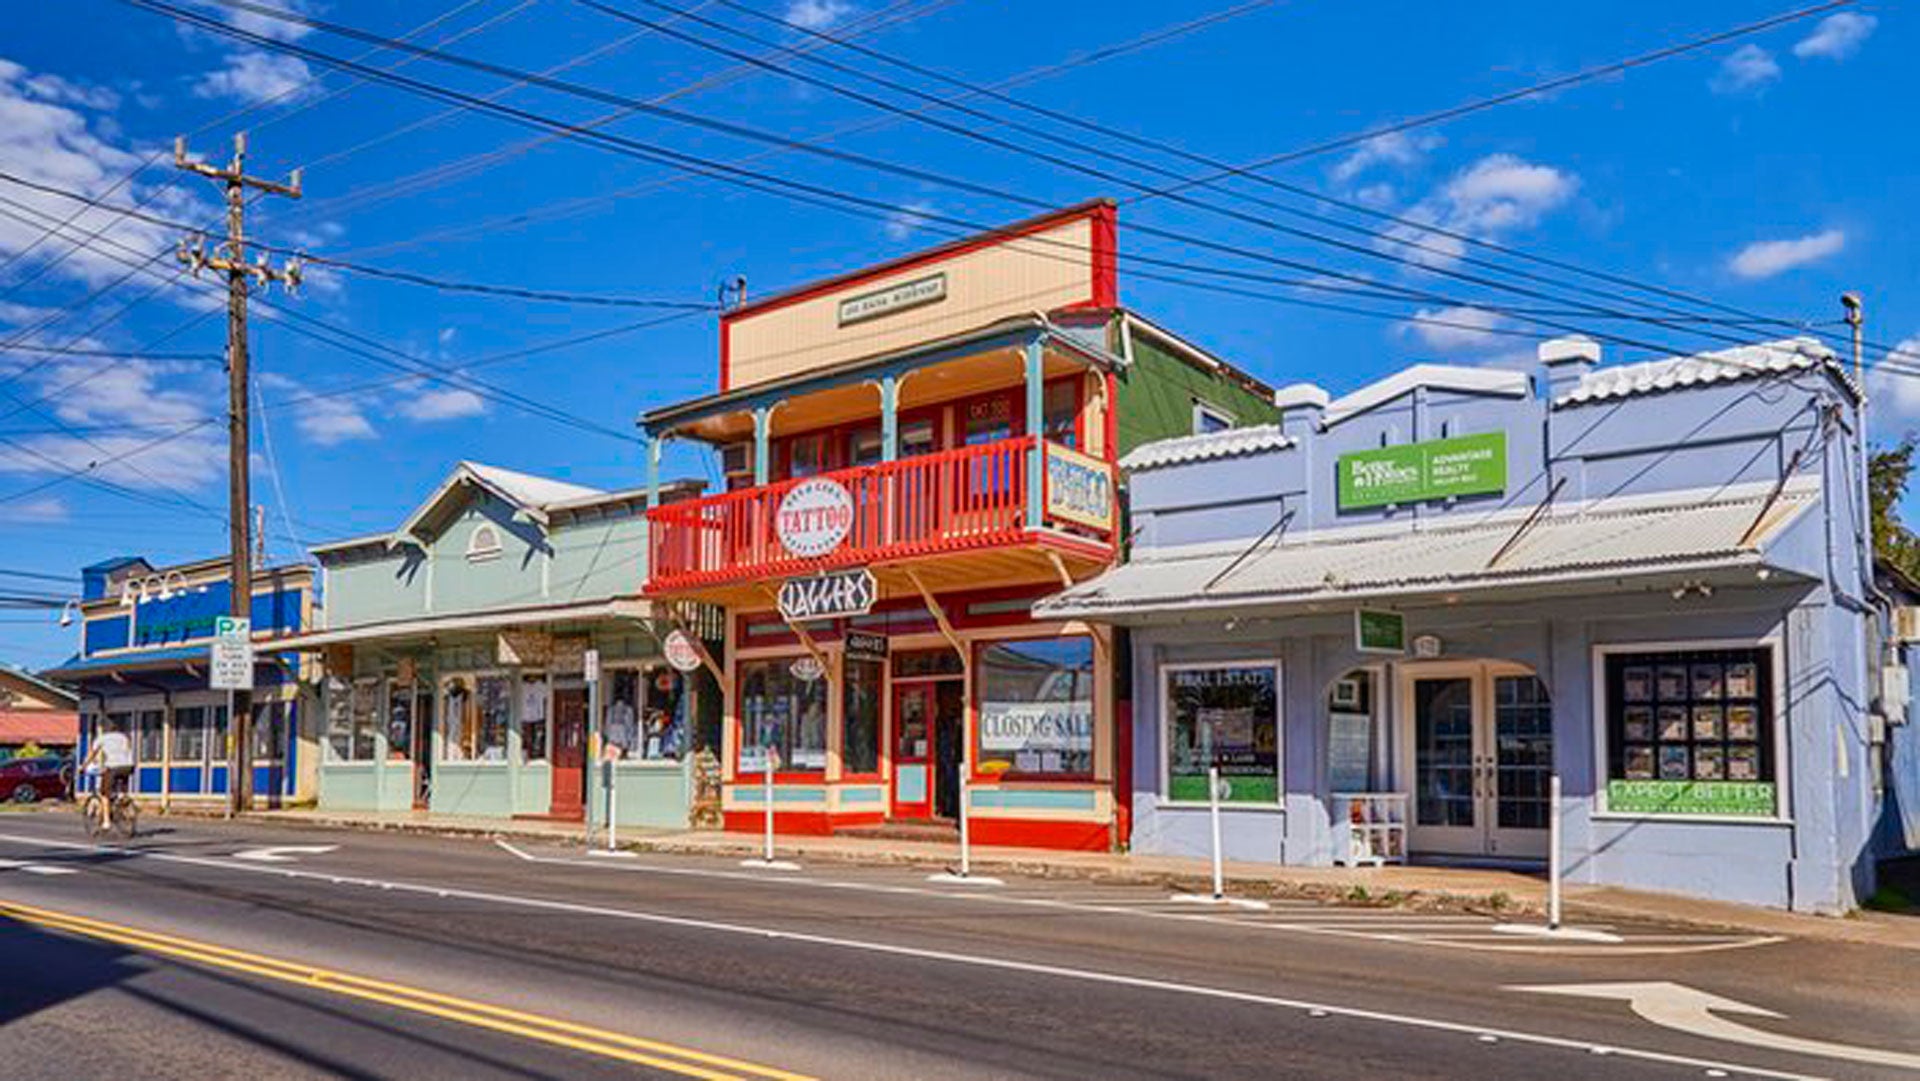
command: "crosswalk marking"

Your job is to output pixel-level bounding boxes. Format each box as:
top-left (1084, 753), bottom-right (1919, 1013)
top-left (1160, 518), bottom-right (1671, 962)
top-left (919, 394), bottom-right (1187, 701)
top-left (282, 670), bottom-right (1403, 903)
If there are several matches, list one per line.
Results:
top-left (0, 858), bottom-right (76, 876)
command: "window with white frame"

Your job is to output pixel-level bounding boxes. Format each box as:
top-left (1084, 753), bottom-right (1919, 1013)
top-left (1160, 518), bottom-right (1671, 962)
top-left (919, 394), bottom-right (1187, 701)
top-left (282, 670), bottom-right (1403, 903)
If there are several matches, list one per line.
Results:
top-left (1601, 645), bottom-right (1779, 816)
top-left (1163, 662), bottom-right (1281, 803)
top-left (1192, 400), bottom-right (1233, 435)
top-left (466, 523), bottom-right (503, 563)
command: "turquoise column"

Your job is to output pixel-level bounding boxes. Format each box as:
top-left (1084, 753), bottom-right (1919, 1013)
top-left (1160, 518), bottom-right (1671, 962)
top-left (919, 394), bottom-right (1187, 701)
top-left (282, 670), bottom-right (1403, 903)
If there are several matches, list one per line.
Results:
top-left (1024, 336), bottom-right (1045, 529)
top-left (753, 406), bottom-right (773, 485)
top-left (879, 374), bottom-right (899, 462)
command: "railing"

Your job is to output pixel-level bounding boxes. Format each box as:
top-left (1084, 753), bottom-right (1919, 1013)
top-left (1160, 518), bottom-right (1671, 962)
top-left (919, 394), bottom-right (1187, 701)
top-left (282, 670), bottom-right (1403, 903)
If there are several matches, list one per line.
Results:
top-left (647, 436), bottom-right (1113, 592)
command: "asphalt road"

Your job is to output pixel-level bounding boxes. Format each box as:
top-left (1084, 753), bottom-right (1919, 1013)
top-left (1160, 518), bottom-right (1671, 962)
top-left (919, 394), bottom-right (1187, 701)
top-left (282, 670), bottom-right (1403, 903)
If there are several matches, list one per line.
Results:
top-left (0, 810), bottom-right (1914, 1081)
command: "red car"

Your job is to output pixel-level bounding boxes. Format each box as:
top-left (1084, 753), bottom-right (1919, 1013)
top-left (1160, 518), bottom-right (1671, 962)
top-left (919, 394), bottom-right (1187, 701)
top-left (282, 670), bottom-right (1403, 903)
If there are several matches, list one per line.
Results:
top-left (1, 756), bottom-right (72, 803)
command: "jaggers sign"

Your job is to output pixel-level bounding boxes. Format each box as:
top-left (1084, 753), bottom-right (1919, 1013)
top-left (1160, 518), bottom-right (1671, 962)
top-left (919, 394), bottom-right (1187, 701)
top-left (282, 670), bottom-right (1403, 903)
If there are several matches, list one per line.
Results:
top-left (777, 568), bottom-right (877, 622)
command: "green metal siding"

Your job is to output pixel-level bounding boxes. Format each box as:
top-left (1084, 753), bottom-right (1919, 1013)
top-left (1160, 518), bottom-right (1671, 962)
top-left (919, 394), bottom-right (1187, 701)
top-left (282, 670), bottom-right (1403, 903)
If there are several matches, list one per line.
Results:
top-left (1114, 330), bottom-right (1279, 455)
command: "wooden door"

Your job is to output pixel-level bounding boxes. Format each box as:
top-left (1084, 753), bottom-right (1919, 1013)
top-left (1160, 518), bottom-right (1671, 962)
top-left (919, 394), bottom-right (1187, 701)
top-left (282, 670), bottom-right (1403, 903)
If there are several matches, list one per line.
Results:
top-left (551, 689), bottom-right (587, 817)
top-left (891, 683), bottom-right (934, 819)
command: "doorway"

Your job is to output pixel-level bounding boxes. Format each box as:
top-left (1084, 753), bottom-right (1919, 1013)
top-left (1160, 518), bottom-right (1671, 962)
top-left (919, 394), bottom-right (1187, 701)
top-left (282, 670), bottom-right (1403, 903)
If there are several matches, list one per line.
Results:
top-left (551, 687), bottom-right (588, 818)
top-left (891, 679), bottom-right (963, 821)
top-left (1400, 662), bottom-right (1553, 860)
top-left (396, 684), bottom-right (434, 809)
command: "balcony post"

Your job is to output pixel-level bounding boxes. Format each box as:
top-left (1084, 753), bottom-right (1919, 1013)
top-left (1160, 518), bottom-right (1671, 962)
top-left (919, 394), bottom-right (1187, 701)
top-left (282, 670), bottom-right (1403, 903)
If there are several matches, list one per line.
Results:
top-left (752, 406), bottom-right (773, 485)
top-left (879, 374), bottom-right (899, 463)
top-left (1024, 336), bottom-right (1044, 529)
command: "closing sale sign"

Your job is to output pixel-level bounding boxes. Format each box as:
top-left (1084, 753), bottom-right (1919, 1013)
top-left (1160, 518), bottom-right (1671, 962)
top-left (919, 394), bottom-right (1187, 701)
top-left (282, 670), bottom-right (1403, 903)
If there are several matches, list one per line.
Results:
top-left (1337, 431), bottom-right (1506, 510)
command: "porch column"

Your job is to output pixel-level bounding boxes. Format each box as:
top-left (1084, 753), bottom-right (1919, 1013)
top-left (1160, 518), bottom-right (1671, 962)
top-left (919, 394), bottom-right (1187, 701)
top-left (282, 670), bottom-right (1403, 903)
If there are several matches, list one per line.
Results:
top-left (1024, 336), bottom-right (1045, 529)
top-left (644, 434), bottom-right (663, 509)
top-left (752, 406), bottom-right (773, 485)
top-left (879, 374), bottom-right (899, 462)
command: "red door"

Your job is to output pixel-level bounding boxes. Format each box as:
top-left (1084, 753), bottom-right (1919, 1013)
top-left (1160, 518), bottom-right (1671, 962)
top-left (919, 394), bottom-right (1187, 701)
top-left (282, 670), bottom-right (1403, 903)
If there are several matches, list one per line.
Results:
top-left (892, 683), bottom-right (934, 819)
top-left (551, 689), bottom-right (587, 818)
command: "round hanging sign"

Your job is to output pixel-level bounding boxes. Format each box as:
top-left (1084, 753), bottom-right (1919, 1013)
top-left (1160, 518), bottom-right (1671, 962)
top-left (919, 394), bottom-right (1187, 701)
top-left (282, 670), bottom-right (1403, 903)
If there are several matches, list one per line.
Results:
top-left (662, 629), bottom-right (703, 673)
top-left (776, 477), bottom-right (855, 558)
top-left (789, 655), bottom-right (827, 683)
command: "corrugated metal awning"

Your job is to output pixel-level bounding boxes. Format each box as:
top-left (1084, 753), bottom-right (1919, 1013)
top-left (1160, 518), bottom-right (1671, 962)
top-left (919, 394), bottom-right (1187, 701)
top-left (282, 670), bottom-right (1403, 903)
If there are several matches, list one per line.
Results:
top-left (1037, 481), bottom-right (1819, 622)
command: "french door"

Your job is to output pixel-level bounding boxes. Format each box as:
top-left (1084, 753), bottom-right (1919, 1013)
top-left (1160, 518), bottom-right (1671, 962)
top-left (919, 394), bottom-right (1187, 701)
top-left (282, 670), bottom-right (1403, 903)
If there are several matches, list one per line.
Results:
top-left (1402, 662), bottom-right (1553, 860)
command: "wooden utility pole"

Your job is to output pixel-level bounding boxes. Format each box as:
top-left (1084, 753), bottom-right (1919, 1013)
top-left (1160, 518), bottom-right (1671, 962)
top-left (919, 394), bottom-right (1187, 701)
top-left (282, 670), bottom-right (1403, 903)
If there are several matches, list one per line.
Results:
top-left (174, 132), bottom-right (302, 816)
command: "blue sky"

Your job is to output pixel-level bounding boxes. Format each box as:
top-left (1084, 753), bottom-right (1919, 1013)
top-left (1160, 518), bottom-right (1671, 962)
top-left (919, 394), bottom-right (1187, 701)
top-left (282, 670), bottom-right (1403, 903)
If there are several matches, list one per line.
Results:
top-left (0, 0), bottom-right (1907, 667)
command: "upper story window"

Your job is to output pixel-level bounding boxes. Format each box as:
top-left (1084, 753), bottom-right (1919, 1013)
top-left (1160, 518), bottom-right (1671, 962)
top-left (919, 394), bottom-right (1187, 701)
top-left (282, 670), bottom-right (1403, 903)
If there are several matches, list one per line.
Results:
top-left (721, 443), bottom-right (752, 489)
top-left (965, 395), bottom-right (1014, 446)
top-left (1193, 401), bottom-right (1234, 435)
top-left (901, 418), bottom-right (936, 457)
top-left (847, 427), bottom-right (882, 468)
top-left (466, 523), bottom-right (503, 563)
top-left (789, 433), bottom-right (829, 478)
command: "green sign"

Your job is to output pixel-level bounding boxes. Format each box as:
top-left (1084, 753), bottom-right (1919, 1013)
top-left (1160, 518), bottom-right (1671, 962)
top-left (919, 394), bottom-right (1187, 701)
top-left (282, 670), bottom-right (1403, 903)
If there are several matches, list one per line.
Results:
top-left (1355, 609), bottom-right (1405, 654)
top-left (1606, 780), bottom-right (1776, 816)
top-left (1337, 431), bottom-right (1507, 509)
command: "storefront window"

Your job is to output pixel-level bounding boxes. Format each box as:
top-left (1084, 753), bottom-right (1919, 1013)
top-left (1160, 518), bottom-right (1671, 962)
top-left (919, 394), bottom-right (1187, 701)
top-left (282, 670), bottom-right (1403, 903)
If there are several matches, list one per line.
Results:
top-left (1044, 380), bottom-right (1079, 448)
top-left (1326, 670), bottom-right (1375, 793)
top-left (387, 683), bottom-right (413, 762)
top-left (842, 657), bottom-right (883, 775)
top-left (641, 665), bottom-right (687, 761)
top-left (977, 636), bottom-right (1095, 777)
top-left (133, 710), bottom-right (163, 762)
top-left (211, 704), bottom-right (229, 765)
top-left (520, 674), bottom-right (549, 763)
top-left (173, 705), bottom-right (207, 763)
top-left (325, 678), bottom-right (352, 761)
top-left (442, 679), bottom-right (472, 761)
top-left (475, 675), bottom-right (510, 762)
top-left (893, 648), bottom-right (962, 679)
top-left (739, 658), bottom-right (828, 773)
top-left (1604, 647), bottom-right (1776, 816)
top-left (252, 701), bottom-right (285, 762)
top-left (605, 669), bottom-right (640, 759)
top-left (350, 680), bottom-right (378, 761)
top-left (1164, 663), bottom-right (1280, 803)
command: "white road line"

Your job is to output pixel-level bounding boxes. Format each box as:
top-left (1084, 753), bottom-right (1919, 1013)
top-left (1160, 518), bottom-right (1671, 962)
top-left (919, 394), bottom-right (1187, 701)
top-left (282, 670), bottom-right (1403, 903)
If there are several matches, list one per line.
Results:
top-left (0, 858), bottom-right (76, 876)
top-left (0, 830), bottom-right (1822, 1081)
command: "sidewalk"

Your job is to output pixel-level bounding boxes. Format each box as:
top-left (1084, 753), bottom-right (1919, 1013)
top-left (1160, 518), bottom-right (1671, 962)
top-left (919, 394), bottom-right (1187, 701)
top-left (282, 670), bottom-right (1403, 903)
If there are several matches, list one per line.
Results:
top-left (234, 806), bottom-right (1920, 950)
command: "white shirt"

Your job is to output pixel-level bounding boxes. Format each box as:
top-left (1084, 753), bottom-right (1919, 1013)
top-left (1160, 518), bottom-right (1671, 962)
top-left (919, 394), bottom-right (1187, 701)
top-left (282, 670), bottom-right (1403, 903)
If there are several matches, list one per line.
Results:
top-left (95, 731), bottom-right (134, 769)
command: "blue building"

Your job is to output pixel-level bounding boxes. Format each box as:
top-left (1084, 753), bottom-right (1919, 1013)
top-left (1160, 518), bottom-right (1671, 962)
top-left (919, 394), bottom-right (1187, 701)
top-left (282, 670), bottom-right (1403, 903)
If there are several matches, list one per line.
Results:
top-left (47, 554), bottom-right (319, 808)
top-left (1041, 335), bottom-right (1918, 912)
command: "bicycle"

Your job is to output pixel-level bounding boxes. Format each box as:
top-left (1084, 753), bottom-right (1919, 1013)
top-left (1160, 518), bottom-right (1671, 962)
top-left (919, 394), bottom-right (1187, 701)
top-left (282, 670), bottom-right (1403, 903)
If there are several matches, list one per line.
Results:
top-left (80, 785), bottom-right (138, 840)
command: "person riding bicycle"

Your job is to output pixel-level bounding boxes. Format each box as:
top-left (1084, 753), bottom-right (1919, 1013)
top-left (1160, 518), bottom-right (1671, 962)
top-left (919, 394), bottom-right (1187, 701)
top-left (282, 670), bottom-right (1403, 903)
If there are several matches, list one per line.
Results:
top-left (81, 721), bottom-right (135, 829)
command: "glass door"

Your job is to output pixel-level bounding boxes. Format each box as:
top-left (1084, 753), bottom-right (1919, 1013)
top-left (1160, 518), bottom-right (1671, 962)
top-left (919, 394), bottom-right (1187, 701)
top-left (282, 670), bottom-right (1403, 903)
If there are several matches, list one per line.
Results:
top-left (892, 683), bottom-right (934, 819)
top-left (1404, 664), bottom-right (1553, 859)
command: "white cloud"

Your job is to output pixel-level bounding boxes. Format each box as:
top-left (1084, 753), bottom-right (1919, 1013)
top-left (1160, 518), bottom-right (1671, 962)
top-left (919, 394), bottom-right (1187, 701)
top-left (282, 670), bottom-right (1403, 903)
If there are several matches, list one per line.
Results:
top-left (0, 356), bottom-right (226, 489)
top-left (1380, 154), bottom-right (1578, 269)
top-left (883, 200), bottom-right (935, 241)
top-left (1353, 182), bottom-right (1396, 208)
top-left (1711, 44), bottom-right (1781, 94)
top-left (22, 72), bottom-right (119, 110)
top-left (437, 326), bottom-right (458, 349)
top-left (183, 0), bottom-right (313, 42)
top-left (259, 372), bottom-right (375, 445)
top-left (1403, 305), bottom-right (1507, 352)
top-left (1794, 13), bottom-right (1876, 60)
top-left (0, 59), bottom-right (215, 290)
top-left (194, 50), bottom-right (313, 105)
top-left (1728, 229), bottom-right (1845, 279)
top-left (1870, 336), bottom-right (1920, 421)
top-left (785, 0), bottom-right (855, 30)
top-left (397, 382), bottom-right (488, 422)
top-left (1330, 132), bottom-right (1441, 185)
top-left (12, 497), bottom-right (68, 524)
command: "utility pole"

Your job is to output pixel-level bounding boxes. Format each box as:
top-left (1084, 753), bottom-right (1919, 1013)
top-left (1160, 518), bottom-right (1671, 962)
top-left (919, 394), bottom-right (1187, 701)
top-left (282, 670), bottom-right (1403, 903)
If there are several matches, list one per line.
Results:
top-left (175, 132), bottom-right (302, 816)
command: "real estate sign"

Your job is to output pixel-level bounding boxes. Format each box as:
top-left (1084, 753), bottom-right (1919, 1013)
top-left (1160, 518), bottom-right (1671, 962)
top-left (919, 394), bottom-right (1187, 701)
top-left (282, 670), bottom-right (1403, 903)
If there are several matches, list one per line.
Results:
top-left (1337, 431), bottom-right (1507, 510)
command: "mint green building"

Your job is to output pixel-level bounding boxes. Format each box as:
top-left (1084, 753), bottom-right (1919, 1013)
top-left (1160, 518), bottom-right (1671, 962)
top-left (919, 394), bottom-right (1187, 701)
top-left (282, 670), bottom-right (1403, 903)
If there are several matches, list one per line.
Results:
top-left (284, 462), bottom-right (718, 828)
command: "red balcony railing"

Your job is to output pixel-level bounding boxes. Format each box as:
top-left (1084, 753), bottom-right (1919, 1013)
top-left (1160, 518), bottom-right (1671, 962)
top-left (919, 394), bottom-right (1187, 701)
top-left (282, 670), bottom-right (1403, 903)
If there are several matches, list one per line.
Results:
top-left (647, 436), bottom-right (1114, 592)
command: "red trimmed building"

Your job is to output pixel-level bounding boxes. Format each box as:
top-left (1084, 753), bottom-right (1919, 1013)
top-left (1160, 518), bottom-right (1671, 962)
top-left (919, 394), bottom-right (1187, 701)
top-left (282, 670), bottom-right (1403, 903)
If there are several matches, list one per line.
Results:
top-left (640, 201), bottom-right (1276, 849)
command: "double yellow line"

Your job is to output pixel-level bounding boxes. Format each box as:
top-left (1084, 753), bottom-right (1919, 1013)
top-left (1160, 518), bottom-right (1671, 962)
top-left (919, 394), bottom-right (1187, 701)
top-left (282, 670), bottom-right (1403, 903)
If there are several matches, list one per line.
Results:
top-left (0, 899), bottom-right (814, 1081)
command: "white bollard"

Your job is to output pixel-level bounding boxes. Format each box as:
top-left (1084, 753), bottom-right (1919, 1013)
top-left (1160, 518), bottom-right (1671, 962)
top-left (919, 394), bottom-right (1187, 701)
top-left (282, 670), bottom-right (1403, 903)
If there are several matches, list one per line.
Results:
top-left (928, 769), bottom-right (1001, 886)
top-left (763, 754), bottom-right (776, 864)
top-left (607, 759), bottom-right (618, 852)
top-left (1209, 764), bottom-right (1225, 901)
top-left (1548, 773), bottom-right (1563, 930)
top-left (958, 776), bottom-right (971, 878)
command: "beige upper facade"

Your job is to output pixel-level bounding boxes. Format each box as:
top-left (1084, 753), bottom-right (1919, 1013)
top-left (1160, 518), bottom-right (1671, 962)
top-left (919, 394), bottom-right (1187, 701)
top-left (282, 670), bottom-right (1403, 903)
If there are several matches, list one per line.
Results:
top-left (721, 201), bottom-right (1114, 392)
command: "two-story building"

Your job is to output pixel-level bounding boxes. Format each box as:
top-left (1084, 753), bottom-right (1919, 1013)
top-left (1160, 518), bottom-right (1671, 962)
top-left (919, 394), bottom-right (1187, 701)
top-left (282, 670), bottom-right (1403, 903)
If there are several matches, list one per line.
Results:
top-left (47, 554), bottom-right (317, 808)
top-left (1040, 334), bottom-right (1912, 911)
top-left (639, 200), bottom-right (1277, 850)
top-left (281, 462), bottom-right (719, 828)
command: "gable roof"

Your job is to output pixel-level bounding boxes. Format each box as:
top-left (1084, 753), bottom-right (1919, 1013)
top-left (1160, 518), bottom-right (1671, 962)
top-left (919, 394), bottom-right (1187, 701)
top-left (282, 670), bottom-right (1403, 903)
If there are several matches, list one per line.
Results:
top-left (1323, 364), bottom-right (1532, 426)
top-left (390, 461), bottom-right (605, 546)
top-left (1553, 337), bottom-right (1855, 407)
top-left (0, 663), bottom-right (77, 708)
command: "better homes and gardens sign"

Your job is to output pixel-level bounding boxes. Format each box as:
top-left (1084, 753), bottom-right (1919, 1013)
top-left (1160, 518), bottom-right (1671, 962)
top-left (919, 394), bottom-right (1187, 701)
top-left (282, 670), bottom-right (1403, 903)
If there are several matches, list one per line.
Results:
top-left (1337, 432), bottom-right (1507, 510)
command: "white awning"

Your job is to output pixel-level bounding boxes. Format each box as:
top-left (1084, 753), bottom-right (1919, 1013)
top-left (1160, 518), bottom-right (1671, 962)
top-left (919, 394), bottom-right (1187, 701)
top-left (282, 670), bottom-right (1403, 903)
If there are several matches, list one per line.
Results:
top-left (273, 597), bottom-right (655, 651)
top-left (1037, 481), bottom-right (1819, 623)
